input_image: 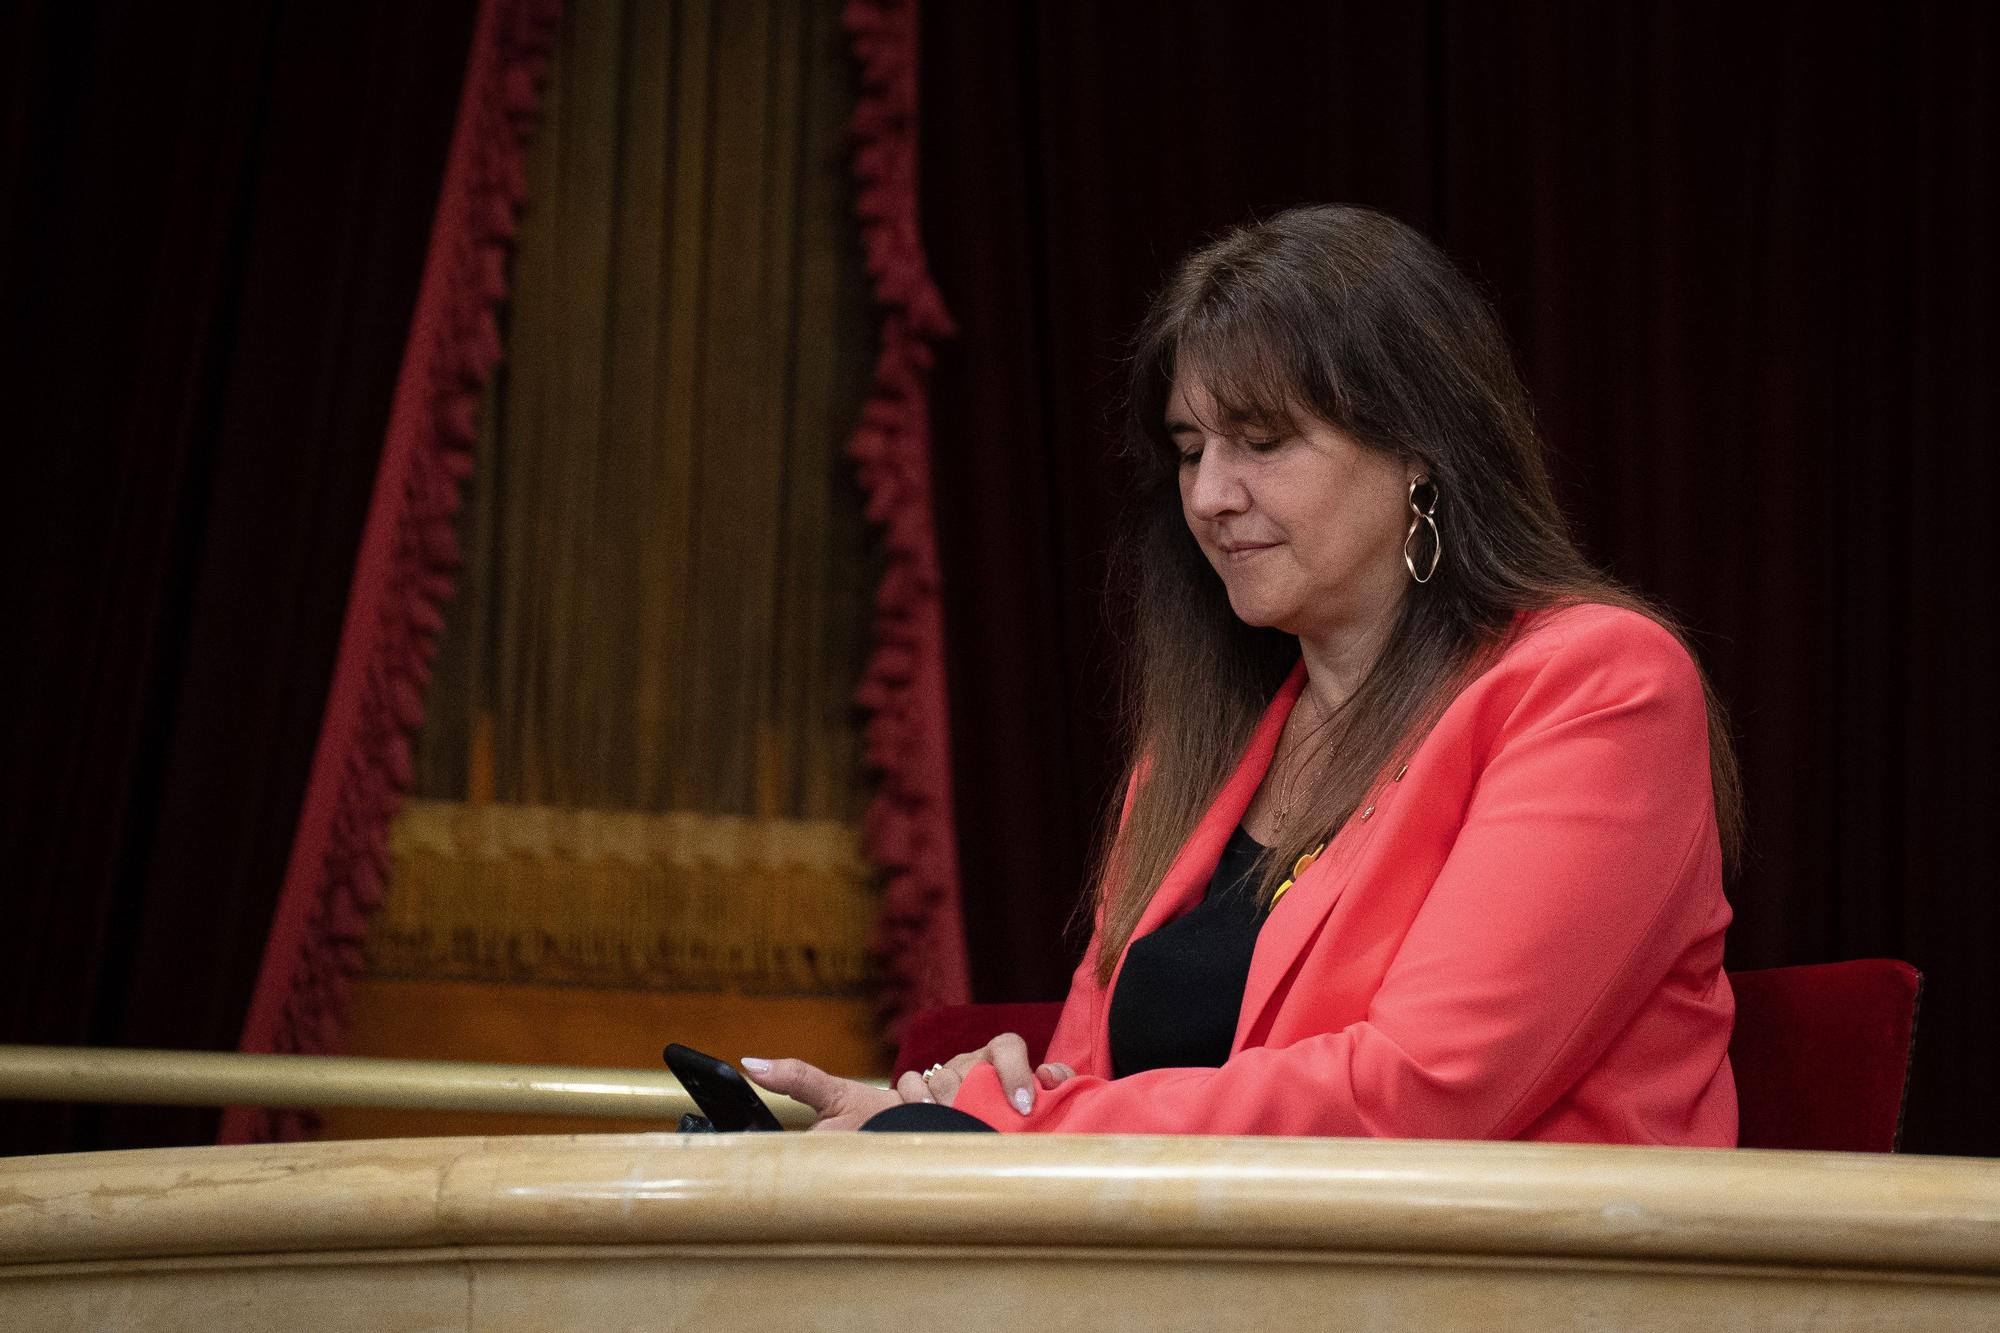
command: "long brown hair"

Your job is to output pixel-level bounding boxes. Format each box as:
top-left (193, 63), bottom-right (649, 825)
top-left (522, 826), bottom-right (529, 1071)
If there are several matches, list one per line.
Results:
top-left (1088, 203), bottom-right (1744, 984)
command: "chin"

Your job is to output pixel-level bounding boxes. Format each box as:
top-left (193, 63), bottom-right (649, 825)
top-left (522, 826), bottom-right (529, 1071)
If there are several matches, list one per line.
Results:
top-left (1223, 591), bottom-right (1293, 631)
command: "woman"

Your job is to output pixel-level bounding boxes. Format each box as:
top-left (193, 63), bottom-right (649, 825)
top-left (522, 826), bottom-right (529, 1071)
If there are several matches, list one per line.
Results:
top-left (745, 203), bottom-right (1744, 1143)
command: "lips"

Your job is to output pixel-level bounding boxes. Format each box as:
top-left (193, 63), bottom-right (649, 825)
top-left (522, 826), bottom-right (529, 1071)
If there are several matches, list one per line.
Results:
top-left (1218, 541), bottom-right (1278, 563)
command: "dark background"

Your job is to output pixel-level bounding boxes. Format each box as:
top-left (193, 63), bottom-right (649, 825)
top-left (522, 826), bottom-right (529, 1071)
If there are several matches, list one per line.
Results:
top-left (921, 1), bottom-right (1997, 1157)
top-left (0, 0), bottom-right (476, 1155)
top-left (3, 1), bottom-right (1994, 1159)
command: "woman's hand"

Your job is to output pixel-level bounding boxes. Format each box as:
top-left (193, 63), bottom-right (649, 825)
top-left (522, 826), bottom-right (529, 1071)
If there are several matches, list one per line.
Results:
top-left (892, 1031), bottom-right (1077, 1116)
top-left (739, 1057), bottom-right (902, 1132)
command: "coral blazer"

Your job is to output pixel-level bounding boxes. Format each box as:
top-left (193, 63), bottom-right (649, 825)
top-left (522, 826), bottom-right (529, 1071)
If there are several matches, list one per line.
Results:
top-left (952, 602), bottom-right (1737, 1144)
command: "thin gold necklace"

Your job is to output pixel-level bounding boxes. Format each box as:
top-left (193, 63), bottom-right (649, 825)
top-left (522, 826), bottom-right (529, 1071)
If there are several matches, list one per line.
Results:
top-left (1270, 686), bottom-right (1330, 839)
top-left (1266, 684), bottom-right (1344, 908)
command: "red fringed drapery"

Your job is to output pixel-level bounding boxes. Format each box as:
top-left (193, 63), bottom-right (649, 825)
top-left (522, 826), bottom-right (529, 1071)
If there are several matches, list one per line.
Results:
top-left (843, 0), bottom-right (971, 1031)
top-left (221, 0), bottom-right (562, 1144)
top-left (225, 0), bottom-right (965, 1137)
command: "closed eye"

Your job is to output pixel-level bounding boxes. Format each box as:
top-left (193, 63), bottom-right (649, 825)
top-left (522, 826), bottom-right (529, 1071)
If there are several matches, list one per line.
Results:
top-left (1166, 420), bottom-right (1204, 467)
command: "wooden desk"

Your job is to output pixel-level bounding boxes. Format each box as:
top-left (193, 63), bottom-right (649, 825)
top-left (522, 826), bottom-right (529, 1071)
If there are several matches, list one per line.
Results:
top-left (2, 1133), bottom-right (1996, 1330)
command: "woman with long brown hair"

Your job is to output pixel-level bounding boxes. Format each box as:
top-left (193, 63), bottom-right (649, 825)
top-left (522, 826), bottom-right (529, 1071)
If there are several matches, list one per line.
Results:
top-left (747, 203), bottom-right (1743, 1143)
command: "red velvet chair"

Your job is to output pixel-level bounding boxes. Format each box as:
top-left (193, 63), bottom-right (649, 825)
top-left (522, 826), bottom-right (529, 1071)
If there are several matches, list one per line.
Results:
top-left (1728, 960), bottom-right (1922, 1152)
top-left (892, 960), bottom-right (1922, 1151)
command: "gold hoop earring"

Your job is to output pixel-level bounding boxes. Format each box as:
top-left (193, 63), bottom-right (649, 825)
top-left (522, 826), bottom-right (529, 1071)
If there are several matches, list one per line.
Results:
top-left (1404, 476), bottom-right (1441, 584)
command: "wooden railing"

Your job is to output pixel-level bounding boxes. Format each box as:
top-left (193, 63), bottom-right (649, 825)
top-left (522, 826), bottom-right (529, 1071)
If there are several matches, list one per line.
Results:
top-left (0, 1043), bottom-right (822, 1127)
top-left (3, 1132), bottom-right (1998, 1330)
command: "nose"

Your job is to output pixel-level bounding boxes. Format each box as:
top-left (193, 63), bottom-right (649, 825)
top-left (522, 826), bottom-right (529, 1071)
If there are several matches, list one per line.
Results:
top-left (1184, 444), bottom-right (1248, 522)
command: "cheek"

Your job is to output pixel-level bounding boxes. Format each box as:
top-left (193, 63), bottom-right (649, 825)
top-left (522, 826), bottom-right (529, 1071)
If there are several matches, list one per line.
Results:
top-left (1177, 479), bottom-right (1206, 538)
top-left (1300, 494), bottom-right (1404, 572)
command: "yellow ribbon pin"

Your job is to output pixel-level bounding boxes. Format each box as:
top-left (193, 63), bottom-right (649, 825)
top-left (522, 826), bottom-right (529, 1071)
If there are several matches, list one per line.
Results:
top-left (1270, 843), bottom-right (1326, 906)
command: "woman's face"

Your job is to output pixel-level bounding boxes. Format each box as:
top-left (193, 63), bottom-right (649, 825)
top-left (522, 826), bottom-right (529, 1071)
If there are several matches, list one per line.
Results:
top-left (1169, 356), bottom-right (1418, 645)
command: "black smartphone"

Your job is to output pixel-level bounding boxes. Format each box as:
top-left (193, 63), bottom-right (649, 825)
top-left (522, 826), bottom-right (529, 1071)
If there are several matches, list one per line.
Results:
top-left (663, 1043), bottom-right (786, 1132)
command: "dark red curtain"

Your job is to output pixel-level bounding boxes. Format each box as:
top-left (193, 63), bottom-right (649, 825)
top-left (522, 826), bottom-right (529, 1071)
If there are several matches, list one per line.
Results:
top-left (920, 1), bottom-right (1997, 1156)
top-left (222, 0), bottom-right (558, 1145)
top-left (0, 0), bottom-right (476, 1156)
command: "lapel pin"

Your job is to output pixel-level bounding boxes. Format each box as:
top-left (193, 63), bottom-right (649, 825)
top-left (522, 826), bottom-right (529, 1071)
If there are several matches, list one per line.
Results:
top-left (1271, 842), bottom-right (1327, 906)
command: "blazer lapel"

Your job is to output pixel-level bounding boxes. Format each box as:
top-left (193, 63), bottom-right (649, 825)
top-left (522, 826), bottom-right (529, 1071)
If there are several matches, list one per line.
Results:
top-left (1104, 661), bottom-right (1308, 1005)
top-left (1234, 738), bottom-right (1396, 1053)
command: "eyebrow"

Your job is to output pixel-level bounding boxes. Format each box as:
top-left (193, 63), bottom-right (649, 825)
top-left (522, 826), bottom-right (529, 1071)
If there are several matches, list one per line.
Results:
top-left (1165, 414), bottom-right (1290, 439)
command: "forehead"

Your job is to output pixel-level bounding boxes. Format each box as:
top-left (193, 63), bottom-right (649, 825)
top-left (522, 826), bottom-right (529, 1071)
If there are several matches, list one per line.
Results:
top-left (1164, 351), bottom-right (1302, 433)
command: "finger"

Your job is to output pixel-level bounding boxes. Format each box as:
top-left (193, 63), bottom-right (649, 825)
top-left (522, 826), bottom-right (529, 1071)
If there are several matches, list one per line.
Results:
top-left (929, 1045), bottom-right (1000, 1108)
top-left (987, 1032), bottom-right (1037, 1115)
top-left (894, 1070), bottom-right (934, 1104)
top-left (1035, 1062), bottom-right (1076, 1088)
top-left (925, 1066), bottom-right (965, 1105)
top-left (738, 1057), bottom-right (840, 1112)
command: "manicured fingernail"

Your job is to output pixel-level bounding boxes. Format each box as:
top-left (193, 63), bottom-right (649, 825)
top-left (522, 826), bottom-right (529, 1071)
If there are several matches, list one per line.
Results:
top-left (741, 1057), bottom-right (772, 1074)
top-left (1013, 1088), bottom-right (1033, 1115)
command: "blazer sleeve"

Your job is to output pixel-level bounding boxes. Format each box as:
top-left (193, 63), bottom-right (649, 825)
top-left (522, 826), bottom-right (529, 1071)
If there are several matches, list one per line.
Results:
top-left (1036, 944), bottom-right (1112, 1076)
top-left (952, 613), bottom-right (1723, 1137)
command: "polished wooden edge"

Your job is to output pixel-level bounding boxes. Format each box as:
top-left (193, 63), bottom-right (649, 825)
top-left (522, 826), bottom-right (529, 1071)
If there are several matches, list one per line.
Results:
top-left (7, 1243), bottom-right (1998, 1288)
top-left (3, 1134), bottom-right (1997, 1276)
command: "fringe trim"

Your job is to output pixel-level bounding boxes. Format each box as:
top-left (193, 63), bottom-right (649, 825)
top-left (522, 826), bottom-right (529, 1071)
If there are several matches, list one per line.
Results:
top-left (219, 0), bottom-right (562, 1144)
top-left (367, 800), bottom-right (878, 994)
top-left (842, 0), bottom-right (972, 1034)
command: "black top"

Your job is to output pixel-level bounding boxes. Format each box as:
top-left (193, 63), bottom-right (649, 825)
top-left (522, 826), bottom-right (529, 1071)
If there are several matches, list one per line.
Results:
top-left (1106, 824), bottom-right (1271, 1079)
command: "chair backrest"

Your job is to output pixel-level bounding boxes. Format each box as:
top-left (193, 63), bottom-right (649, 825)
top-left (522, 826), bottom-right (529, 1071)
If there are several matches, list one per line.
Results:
top-left (893, 1002), bottom-right (1061, 1081)
top-left (1729, 959), bottom-right (1921, 1153)
top-left (894, 960), bottom-right (1923, 1152)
